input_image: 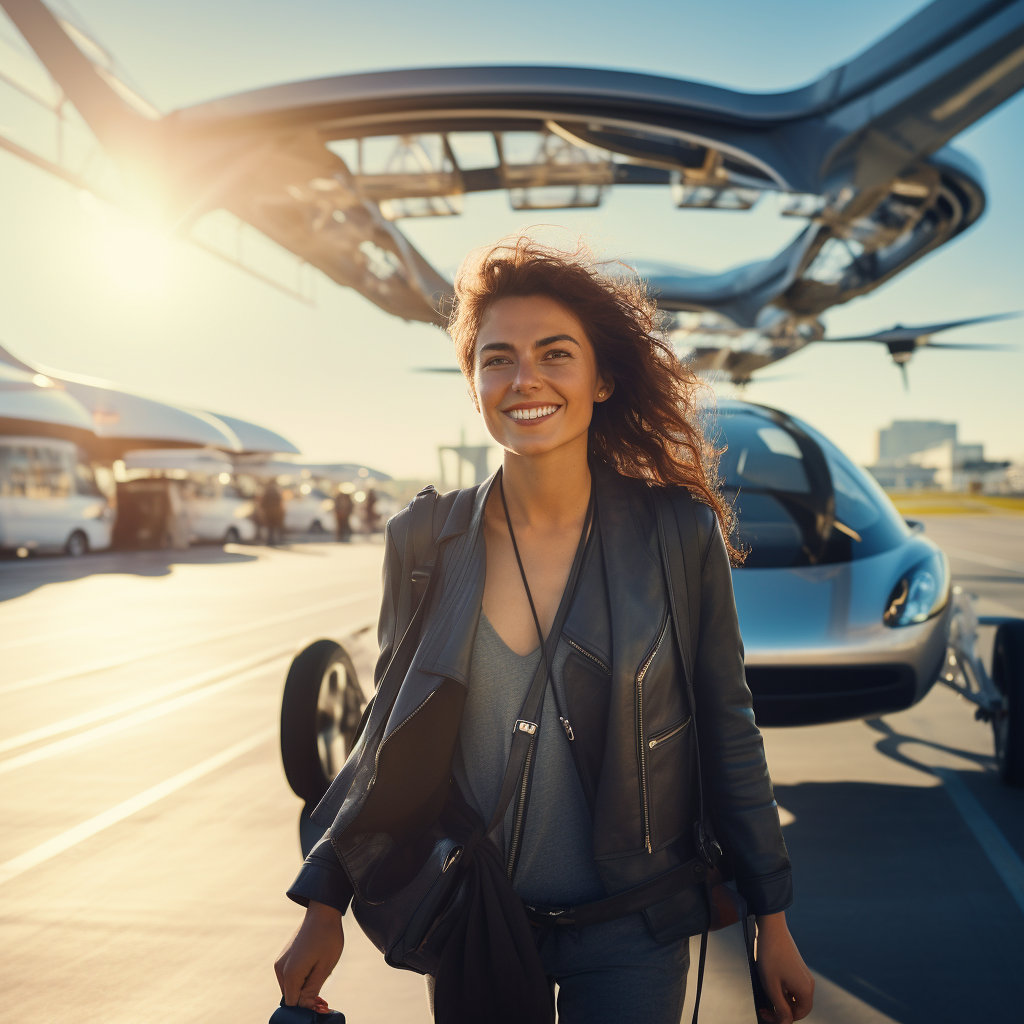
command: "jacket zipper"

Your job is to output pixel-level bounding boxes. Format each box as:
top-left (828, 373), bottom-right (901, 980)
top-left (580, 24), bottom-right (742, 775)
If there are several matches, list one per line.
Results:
top-left (565, 636), bottom-right (610, 674)
top-left (647, 715), bottom-right (691, 750)
top-left (366, 690), bottom-right (436, 791)
top-left (636, 617), bottom-right (669, 853)
top-left (506, 737), bottom-right (535, 879)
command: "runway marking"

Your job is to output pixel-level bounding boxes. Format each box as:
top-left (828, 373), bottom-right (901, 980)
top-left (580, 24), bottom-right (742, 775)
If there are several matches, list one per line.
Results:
top-left (0, 644), bottom-right (294, 754)
top-left (0, 589), bottom-right (377, 695)
top-left (0, 656), bottom-right (290, 775)
top-left (0, 727), bottom-right (275, 887)
top-left (0, 625), bottom-right (92, 654)
top-left (933, 768), bottom-right (1024, 916)
top-left (942, 547), bottom-right (1024, 575)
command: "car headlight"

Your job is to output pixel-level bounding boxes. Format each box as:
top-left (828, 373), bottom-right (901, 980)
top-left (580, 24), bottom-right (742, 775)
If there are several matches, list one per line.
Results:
top-left (883, 551), bottom-right (950, 627)
top-left (81, 502), bottom-right (106, 519)
top-left (233, 501), bottom-right (255, 519)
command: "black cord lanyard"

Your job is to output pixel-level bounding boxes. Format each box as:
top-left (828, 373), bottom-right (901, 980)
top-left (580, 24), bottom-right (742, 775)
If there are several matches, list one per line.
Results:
top-left (498, 468), bottom-right (594, 709)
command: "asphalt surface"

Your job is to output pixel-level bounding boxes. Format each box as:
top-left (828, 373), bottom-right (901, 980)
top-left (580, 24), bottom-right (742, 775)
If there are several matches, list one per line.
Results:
top-left (1, 517), bottom-right (1022, 1023)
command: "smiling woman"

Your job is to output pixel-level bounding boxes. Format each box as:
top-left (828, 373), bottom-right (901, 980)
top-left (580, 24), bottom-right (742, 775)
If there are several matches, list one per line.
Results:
top-left (276, 236), bottom-right (812, 1024)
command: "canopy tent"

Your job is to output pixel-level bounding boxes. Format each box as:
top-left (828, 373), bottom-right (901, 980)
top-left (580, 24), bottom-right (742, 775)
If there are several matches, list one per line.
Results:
top-left (1, 343), bottom-right (302, 460)
top-left (53, 375), bottom-right (242, 460)
top-left (205, 412), bottom-right (300, 456)
top-left (122, 447), bottom-right (235, 476)
top-left (0, 360), bottom-right (98, 449)
top-left (234, 458), bottom-right (391, 484)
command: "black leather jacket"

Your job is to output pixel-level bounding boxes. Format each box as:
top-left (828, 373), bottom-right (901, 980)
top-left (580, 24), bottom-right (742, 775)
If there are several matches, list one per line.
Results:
top-left (288, 465), bottom-right (793, 941)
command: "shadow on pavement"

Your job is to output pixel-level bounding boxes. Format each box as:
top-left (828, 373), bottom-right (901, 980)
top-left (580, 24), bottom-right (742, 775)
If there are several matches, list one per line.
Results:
top-left (776, 767), bottom-right (1023, 1021)
top-left (0, 545), bottom-right (259, 603)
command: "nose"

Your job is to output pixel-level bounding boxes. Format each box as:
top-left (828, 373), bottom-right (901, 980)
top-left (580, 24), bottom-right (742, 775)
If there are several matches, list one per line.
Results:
top-left (512, 356), bottom-right (542, 393)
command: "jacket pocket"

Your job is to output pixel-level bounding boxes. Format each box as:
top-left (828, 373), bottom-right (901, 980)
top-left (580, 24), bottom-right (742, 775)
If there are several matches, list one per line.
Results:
top-left (646, 711), bottom-right (698, 853)
top-left (646, 715), bottom-right (691, 751)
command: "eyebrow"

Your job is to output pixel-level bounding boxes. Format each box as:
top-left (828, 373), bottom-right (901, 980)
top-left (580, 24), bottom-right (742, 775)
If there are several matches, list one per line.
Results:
top-left (478, 334), bottom-right (580, 354)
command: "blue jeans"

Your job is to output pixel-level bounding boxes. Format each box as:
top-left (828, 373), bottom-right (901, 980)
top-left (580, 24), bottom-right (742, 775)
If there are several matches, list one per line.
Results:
top-left (537, 913), bottom-right (690, 1024)
top-left (425, 913), bottom-right (689, 1023)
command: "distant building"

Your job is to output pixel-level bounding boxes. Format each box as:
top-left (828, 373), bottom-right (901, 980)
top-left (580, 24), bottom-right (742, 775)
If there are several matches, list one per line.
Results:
top-left (877, 420), bottom-right (957, 461)
top-left (867, 420), bottom-right (1011, 492)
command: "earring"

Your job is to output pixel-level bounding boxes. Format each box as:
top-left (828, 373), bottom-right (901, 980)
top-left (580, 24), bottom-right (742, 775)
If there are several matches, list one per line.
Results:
top-left (598, 389), bottom-right (606, 398)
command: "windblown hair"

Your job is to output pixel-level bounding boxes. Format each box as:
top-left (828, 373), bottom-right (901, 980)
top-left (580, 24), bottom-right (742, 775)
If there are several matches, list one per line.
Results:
top-left (447, 235), bottom-right (742, 564)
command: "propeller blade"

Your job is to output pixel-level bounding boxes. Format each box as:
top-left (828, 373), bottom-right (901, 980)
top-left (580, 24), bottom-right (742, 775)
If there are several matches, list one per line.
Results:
top-left (899, 362), bottom-right (909, 392)
top-left (823, 311), bottom-right (1020, 344)
top-left (923, 341), bottom-right (1018, 350)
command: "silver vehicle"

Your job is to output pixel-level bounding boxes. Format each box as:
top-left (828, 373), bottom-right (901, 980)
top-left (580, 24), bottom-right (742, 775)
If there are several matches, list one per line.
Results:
top-left (714, 399), bottom-right (1021, 785)
top-left (279, 400), bottom-right (1024, 820)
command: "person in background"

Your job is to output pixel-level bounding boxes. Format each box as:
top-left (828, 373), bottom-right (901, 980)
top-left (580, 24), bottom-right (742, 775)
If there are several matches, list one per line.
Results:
top-left (334, 487), bottom-right (353, 543)
top-left (362, 487), bottom-right (379, 534)
top-left (261, 480), bottom-right (285, 546)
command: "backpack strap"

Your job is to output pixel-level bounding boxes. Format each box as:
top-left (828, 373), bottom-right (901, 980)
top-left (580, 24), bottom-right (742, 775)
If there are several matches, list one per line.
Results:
top-left (351, 486), bottom-right (459, 751)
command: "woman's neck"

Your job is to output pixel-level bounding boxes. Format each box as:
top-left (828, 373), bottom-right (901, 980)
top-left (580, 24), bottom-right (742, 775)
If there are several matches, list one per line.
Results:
top-left (499, 435), bottom-right (591, 530)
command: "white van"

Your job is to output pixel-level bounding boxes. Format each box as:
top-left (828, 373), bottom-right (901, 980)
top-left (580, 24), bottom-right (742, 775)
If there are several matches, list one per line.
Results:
top-left (121, 449), bottom-right (257, 545)
top-left (0, 436), bottom-right (113, 555)
top-left (282, 484), bottom-right (337, 535)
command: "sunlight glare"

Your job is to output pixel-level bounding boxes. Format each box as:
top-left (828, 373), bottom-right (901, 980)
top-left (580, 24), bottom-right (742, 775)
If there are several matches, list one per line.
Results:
top-left (78, 191), bottom-right (172, 294)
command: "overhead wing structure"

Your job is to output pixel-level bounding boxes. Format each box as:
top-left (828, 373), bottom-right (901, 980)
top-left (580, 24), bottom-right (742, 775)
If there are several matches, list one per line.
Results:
top-left (2, 0), bottom-right (1023, 337)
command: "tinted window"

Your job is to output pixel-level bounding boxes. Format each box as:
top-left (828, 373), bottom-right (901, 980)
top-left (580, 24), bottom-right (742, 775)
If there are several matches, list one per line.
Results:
top-left (0, 444), bottom-right (72, 499)
top-left (74, 458), bottom-right (104, 497)
top-left (716, 407), bottom-right (908, 567)
top-left (795, 417), bottom-right (910, 553)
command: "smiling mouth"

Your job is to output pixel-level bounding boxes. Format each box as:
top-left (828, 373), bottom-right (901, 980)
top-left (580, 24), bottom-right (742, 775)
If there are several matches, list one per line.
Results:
top-left (505, 404), bottom-right (560, 422)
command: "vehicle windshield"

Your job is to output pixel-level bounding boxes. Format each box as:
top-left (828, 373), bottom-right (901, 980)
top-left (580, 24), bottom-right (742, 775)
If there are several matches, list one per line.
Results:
top-left (715, 405), bottom-right (909, 568)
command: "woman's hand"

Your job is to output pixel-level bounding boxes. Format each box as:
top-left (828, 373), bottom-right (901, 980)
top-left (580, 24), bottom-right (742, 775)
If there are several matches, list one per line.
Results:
top-left (754, 912), bottom-right (814, 1023)
top-left (275, 900), bottom-right (345, 1011)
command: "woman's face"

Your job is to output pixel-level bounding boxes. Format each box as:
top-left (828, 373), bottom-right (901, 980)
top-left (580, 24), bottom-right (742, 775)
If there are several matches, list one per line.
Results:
top-left (473, 294), bottom-right (611, 458)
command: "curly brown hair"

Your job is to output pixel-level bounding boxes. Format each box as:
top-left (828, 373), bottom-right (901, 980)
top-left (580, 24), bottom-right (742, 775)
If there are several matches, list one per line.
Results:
top-left (446, 235), bottom-right (741, 564)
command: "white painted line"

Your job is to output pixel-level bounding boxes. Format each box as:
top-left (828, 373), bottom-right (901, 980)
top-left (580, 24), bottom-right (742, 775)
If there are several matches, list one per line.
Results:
top-left (933, 768), bottom-right (1024, 916)
top-left (0, 727), bottom-right (275, 887)
top-left (941, 547), bottom-right (1024, 575)
top-left (0, 624), bottom-right (92, 653)
top-left (0, 644), bottom-right (295, 754)
top-left (0, 656), bottom-right (290, 775)
top-left (0, 617), bottom-right (375, 755)
top-left (0, 589), bottom-right (377, 695)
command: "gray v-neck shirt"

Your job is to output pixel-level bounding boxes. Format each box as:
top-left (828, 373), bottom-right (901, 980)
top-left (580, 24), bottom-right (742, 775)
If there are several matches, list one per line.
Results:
top-left (451, 612), bottom-right (607, 906)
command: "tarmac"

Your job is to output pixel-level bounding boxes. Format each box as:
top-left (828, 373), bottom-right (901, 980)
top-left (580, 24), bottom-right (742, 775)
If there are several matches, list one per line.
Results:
top-left (0, 517), bottom-right (1021, 1023)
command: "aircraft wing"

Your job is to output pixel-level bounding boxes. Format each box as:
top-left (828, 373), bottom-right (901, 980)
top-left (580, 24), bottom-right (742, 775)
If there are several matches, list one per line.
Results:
top-left (3, 0), bottom-right (1024, 327)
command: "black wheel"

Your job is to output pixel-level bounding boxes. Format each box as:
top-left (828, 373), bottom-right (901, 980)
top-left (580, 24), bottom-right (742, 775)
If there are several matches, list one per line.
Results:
top-left (224, 526), bottom-right (241, 544)
top-left (280, 640), bottom-right (365, 803)
top-left (993, 621), bottom-right (1024, 787)
top-left (309, 519), bottom-right (325, 534)
top-left (65, 530), bottom-right (88, 557)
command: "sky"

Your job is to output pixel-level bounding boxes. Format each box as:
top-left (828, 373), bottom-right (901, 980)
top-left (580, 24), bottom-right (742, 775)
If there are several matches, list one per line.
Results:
top-left (0, 0), bottom-right (1021, 478)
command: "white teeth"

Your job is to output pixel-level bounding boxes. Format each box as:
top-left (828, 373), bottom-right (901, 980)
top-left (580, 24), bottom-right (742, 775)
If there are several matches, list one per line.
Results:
top-left (509, 405), bottom-right (558, 421)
